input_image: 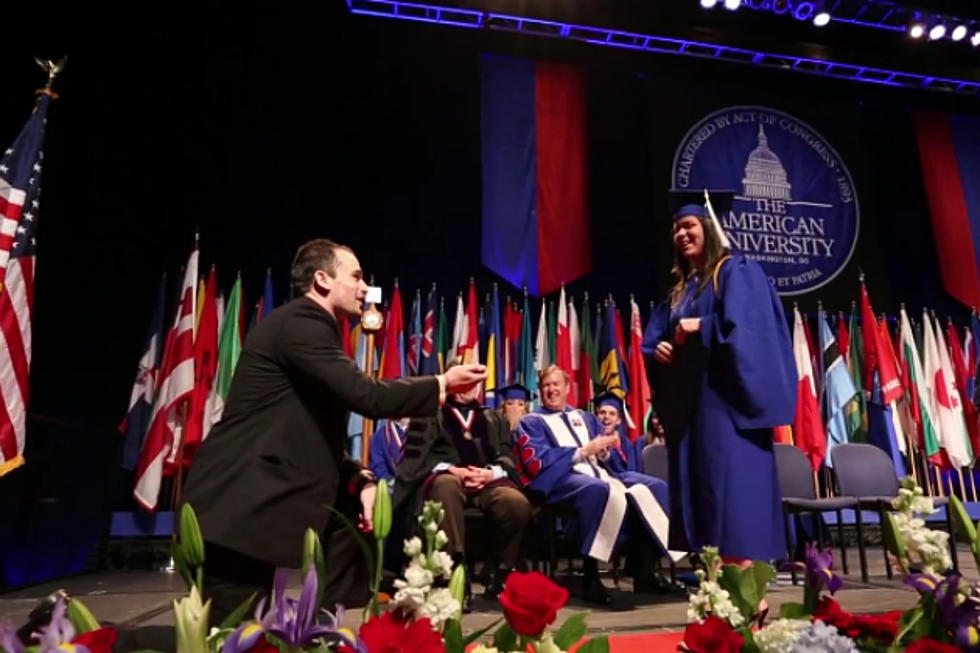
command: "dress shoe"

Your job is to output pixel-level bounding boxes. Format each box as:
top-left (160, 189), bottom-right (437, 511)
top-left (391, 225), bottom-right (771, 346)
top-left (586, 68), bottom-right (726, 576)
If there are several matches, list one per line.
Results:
top-left (580, 574), bottom-right (613, 606)
top-left (483, 567), bottom-right (506, 601)
top-left (633, 574), bottom-right (685, 595)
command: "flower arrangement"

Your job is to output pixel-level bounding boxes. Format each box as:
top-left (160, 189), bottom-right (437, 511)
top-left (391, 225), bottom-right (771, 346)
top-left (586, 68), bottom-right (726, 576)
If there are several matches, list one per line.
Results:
top-left (0, 480), bottom-right (608, 653)
top-left (680, 476), bottom-right (980, 653)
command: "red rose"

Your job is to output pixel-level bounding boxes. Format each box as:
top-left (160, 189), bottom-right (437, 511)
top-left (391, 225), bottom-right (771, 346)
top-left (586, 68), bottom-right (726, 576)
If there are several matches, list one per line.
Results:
top-left (904, 637), bottom-right (962, 653)
top-left (357, 611), bottom-right (445, 653)
top-left (814, 597), bottom-right (900, 643)
top-left (71, 627), bottom-right (117, 653)
top-left (499, 571), bottom-right (570, 637)
top-left (679, 617), bottom-right (745, 653)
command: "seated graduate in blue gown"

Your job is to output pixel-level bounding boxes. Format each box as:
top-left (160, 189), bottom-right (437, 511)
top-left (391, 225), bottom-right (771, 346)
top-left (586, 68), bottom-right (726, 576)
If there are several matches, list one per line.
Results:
top-left (594, 391), bottom-right (648, 474)
top-left (515, 366), bottom-right (684, 605)
top-left (642, 189), bottom-right (796, 562)
top-left (368, 417), bottom-right (409, 491)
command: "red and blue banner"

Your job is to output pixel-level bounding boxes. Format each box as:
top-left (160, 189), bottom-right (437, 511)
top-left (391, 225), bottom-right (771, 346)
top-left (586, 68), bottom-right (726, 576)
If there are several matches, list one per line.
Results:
top-left (912, 110), bottom-right (980, 309)
top-left (480, 54), bottom-right (591, 296)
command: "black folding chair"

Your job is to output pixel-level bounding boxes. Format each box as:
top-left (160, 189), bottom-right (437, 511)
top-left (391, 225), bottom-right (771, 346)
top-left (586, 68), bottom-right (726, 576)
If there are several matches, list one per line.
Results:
top-left (774, 444), bottom-right (863, 582)
top-left (831, 443), bottom-right (957, 580)
top-left (642, 443), bottom-right (669, 486)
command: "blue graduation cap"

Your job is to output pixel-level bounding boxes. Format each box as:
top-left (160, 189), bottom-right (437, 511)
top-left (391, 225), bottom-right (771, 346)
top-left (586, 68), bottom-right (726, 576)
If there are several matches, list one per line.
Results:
top-left (668, 188), bottom-right (735, 250)
top-left (494, 383), bottom-right (536, 402)
top-left (594, 391), bottom-right (625, 414)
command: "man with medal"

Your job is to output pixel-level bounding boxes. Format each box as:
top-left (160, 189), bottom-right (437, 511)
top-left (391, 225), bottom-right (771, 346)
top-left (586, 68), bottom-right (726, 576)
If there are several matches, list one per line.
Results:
top-left (393, 358), bottom-right (533, 606)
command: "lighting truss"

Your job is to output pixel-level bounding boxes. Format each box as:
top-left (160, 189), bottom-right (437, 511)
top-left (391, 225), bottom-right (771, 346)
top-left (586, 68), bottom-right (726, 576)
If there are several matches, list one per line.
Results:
top-left (346, 0), bottom-right (980, 97)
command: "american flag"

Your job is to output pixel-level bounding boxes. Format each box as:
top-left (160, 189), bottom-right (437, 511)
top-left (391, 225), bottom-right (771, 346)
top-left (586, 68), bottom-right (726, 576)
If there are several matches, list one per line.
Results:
top-left (0, 94), bottom-right (50, 477)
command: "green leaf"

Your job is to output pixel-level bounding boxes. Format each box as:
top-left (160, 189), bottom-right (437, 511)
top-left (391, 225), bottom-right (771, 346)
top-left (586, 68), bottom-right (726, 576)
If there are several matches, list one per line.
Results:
top-left (882, 511), bottom-right (906, 561)
top-left (739, 562), bottom-right (775, 612)
top-left (67, 597), bottom-right (100, 634)
top-left (553, 612), bottom-right (589, 650)
top-left (891, 604), bottom-right (929, 649)
top-left (449, 564), bottom-right (467, 609)
top-left (493, 623), bottom-right (518, 651)
top-left (462, 617), bottom-right (504, 646)
top-left (949, 495), bottom-right (976, 544)
top-left (219, 593), bottom-right (256, 630)
top-left (719, 566), bottom-right (754, 621)
top-left (324, 504), bottom-right (376, 622)
top-left (174, 547), bottom-right (194, 590)
top-left (573, 635), bottom-right (610, 653)
top-left (179, 503), bottom-right (205, 568)
top-left (373, 479), bottom-right (392, 540)
top-left (738, 628), bottom-right (760, 653)
top-left (443, 618), bottom-right (464, 653)
top-left (778, 602), bottom-right (810, 619)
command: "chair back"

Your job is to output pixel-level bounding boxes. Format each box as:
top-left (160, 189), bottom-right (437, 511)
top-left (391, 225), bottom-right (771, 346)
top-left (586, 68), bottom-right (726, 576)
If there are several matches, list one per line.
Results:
top-left (831, 443), bottom-right (900, 497)
top-left (642, 444), bottom-right (669, 484)
top-left (774, 443), bottom-right (817, 500)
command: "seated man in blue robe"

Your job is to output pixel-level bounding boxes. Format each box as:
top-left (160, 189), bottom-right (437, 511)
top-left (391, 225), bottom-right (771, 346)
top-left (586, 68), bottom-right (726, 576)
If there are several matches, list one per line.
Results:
top-left (368, 417), bottom-right (409, 491)
top-left (515, 365), bottom-right (685, 604)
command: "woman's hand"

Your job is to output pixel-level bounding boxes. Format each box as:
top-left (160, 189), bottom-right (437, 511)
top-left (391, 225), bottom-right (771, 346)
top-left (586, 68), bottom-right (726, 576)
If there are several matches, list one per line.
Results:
top-left (674, 318), bottom-right (701, 345)
top-left (654, 340), bottom-right (674, 364)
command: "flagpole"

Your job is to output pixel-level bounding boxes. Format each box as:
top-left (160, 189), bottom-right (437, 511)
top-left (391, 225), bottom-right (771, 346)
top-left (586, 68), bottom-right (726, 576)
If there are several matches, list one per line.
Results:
top-left (957, 467), bottom-right (967, 500)
top-left (359, 282), bottom-right (384, 467)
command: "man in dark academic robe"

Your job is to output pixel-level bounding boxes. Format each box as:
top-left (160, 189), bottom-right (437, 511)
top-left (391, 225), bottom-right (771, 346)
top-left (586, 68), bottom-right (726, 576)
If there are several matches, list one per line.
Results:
top-left (515, 366), bottom-right (684, 605)
top-left (394, 371), bottom-right (532, 603)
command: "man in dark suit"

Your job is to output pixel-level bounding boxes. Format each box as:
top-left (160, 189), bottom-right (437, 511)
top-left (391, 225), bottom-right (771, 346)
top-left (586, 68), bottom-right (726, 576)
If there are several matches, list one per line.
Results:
top-left (181, 238), bottom-right (487, 622)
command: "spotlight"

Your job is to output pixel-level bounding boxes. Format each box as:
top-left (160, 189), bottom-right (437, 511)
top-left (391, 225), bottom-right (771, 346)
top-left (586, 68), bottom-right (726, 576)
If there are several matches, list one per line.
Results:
top-left (724, 0), bottom-right (740, 10)
top-left (951, 24), bottom-right (968, 41)
top-left (972, 31), bottom-right (980, 46)
top-left (813, 11), bottom-right (831, 26)
top-left (794, 1), bottom-right (815, 21)
top-left (772, 0), bottom-right (792, 16)
top-left (929, 23), bottom-right (947, 40)
top-left (700, 0), bottom-right (719, 8)
top-left (909, 21), bottom-right (925, 38)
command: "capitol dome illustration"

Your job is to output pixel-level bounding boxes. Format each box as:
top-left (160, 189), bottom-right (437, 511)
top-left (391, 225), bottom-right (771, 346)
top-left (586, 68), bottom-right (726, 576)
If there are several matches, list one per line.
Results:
top-left (742, 124), bottom-right (792, 201)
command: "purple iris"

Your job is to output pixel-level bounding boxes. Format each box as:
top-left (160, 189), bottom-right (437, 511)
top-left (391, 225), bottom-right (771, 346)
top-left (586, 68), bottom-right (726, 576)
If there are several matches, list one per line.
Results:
top-left (904, 572), bottom-right (943, 595)
top-left (34, 599), bottom-right (90, 653)
top-left (0, 619), bottom-right (24, 653)
top-left (934, 576), bottom-right (980, 653)
top-left (223, 569), bottom-right (363, 653)
top-left (802, 543), bottom-right (842, 595)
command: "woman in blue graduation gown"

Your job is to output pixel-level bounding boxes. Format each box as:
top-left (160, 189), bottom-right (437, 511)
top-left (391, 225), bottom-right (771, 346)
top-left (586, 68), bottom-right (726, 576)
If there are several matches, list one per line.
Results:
top-left (642, 190), bottom-right (796, 561)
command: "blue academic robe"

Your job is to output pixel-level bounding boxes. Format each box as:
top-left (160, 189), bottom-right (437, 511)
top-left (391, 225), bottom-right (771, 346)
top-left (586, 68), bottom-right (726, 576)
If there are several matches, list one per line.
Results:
top-left (642, 255), bottom-right (796, 561)
top-left (515, 406), bottom-right (681, 563)
top-left (368, 419), bottom-right (405, 490)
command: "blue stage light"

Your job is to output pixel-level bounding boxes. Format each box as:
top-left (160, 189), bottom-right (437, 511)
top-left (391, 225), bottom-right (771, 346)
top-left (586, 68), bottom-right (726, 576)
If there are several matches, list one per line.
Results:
top-left (346, 0), bottom-right (980, 97)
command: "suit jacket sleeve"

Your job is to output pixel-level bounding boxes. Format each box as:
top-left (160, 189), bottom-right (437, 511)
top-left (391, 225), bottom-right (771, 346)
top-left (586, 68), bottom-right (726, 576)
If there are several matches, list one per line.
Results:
top-left (279, 307), bottom-right (440, 419)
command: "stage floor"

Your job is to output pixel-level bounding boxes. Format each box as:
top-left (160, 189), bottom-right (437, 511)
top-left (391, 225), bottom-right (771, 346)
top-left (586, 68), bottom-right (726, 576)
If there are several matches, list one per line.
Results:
top-left (4, 542), bottom-right (963, 638)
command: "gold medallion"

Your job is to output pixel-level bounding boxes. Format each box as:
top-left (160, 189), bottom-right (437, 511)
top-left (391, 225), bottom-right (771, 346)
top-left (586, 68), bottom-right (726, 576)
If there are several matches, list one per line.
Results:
top-left (463, 430), bottom-right (473, 440)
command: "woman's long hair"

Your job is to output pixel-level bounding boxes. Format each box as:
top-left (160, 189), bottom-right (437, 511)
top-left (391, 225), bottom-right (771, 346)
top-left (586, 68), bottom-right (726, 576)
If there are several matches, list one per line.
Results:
top-left (668, 215), bottom-right (729, 308)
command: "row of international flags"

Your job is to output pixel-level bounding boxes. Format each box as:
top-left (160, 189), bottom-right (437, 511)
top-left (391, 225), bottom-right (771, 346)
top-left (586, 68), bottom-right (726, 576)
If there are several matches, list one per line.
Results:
top-left (120, 244), bottom-right (274, 510)
top-left (120, 241), bottom-right (980, 509)
top-left (342, 279), bottom-right (653, 459)
top-left (788, 280), bottom-right (980, 498)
